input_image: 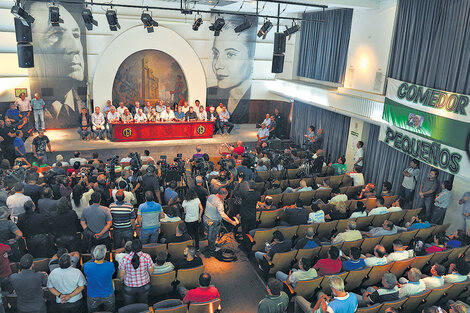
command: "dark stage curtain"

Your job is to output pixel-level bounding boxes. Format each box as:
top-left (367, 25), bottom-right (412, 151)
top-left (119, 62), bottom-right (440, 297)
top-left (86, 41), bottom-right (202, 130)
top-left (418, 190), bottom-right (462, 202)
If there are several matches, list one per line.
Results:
top-left (297, 8), bottom-right (353, 84)
top-left (290, 101), bottom-right (350, 163)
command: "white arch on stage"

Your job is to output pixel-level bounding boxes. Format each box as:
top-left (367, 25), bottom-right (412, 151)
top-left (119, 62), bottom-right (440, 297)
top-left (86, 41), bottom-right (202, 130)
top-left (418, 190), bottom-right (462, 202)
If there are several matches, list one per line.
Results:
top-left (92, 25), bottom-right (206, 109)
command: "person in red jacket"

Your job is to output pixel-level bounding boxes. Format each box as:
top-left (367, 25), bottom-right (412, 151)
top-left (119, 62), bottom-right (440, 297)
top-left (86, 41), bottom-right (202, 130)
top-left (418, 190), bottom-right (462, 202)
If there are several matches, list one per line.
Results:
top-left (182, 273), bottom-right (220, 304)
top-left (0, 244), bottom-right (11, 280)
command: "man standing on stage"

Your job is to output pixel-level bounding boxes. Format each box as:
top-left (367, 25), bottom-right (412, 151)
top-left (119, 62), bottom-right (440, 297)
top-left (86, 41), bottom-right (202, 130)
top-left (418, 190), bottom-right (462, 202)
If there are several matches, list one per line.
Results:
top-left (15, 92), bottom-right (31, 117)
top-left (32, 131), bottom-right (52, 162)
top-left (31, 93), bottom-right (46, 132)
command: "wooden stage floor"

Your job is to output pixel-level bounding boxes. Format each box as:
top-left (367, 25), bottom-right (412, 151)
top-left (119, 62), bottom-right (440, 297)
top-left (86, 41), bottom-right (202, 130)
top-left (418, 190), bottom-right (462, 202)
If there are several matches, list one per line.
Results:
top-left (25, 124), bottom-right (258, 161)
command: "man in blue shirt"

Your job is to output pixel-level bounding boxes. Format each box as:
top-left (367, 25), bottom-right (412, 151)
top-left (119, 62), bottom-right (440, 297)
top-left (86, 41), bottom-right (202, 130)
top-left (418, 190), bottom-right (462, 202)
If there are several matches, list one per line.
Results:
top-left (342, 247), bottom-right (366, 271)
top-left (84, 245), bottom-right (115, 312)
top-left (6, 103), bottom-right (20, 124)
top-left (137, 191), bottom-right (164, 244)
top-left (219, 106), bottom-right (234, 135)
top-left (14, 130), bottom-right (25, 157)
top-left (164, 181), bottom-right (180, 205)
top-left (174, 106), bottom-right (185, 121)
top-left (31, 93), bottom-right (46, 131)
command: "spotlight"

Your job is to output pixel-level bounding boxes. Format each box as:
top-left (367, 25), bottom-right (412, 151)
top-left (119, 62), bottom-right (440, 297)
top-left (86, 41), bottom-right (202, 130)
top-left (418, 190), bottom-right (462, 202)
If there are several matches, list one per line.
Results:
top-left (49, 5), bottom-right (63, 27)
top-left (234, 16), bottom-right (252, 33)
top-left (11, 5), bottom-right (35, 26)
top-left (81, 7), bottom-right (98, 31)
top-left (106, 9), bottom-right (120, 31)
top-left (257, 19), bottom-right (272, 39)
top-left (141, 12), bottom-right (158, 33)
top-left (284, 22), bottom-right (300, 39)
top-left (192, 17), bottom-right (203, 31)
top-left (209, 17), bottom-right (225, 36)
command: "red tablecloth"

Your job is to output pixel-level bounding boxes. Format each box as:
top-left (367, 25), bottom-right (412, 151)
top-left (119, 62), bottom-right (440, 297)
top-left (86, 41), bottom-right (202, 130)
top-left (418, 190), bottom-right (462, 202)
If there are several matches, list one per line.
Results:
top-left (110, 121), bottom-right (214, 142)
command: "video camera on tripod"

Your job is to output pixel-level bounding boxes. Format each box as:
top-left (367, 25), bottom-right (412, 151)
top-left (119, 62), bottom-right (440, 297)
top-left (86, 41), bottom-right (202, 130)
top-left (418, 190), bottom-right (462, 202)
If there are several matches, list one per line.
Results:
top-left (190, 153), bottom-right (210, 177)
top-left (159, 154), bottom-right (186, 183)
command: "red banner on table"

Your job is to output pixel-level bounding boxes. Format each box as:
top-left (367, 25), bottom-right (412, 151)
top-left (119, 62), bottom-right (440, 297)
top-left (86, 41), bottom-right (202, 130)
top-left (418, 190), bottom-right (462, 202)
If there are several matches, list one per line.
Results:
top-left (110, 121), bottom-right (214, 142)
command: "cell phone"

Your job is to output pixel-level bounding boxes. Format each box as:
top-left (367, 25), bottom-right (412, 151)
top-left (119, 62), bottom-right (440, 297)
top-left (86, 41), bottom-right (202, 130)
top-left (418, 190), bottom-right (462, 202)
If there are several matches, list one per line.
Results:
top-left (81, 173), bottom-right (85, 177)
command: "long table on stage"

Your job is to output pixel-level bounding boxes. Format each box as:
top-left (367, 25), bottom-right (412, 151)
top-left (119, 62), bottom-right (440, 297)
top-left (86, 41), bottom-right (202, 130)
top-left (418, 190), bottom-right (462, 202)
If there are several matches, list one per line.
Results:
top-left (110, 121), bottom-right (214, 142)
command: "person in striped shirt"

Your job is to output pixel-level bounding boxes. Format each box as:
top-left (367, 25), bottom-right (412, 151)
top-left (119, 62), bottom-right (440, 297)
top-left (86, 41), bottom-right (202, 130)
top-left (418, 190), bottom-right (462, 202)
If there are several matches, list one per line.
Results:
top-left (109, 190), bottom-right (136, 248)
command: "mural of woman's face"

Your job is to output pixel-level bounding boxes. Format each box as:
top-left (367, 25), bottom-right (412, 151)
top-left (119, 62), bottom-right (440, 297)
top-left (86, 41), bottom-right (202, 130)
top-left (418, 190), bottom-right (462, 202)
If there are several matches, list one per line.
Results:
top-left (30, 3), bottom-right (84, 81)
top-left (212, 30), bottom-right (252, 90)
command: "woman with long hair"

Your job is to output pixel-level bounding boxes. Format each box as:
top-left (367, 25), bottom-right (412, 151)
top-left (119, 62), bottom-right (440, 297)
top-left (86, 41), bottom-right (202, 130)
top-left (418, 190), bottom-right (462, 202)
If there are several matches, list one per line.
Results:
top-left (182, 188), bottom-right (203, 250)
top-left (118, 239), bottom-right (154, 305)
top-left (70, 183), bottom-right (93, 218)
top-left (17, 200), bottom-right (51, 257)
top-left (51, 197), bottom-right (79, 252)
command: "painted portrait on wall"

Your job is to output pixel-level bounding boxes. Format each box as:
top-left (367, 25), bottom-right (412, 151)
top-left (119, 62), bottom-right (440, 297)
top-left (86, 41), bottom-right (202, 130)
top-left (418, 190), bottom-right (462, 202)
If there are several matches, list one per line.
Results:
top-left (112, 49), bottom-right (187, 107)
top-left (24, 0), bottom-right (88, 128)
top-left (206, 13), bottom-right (258, 123)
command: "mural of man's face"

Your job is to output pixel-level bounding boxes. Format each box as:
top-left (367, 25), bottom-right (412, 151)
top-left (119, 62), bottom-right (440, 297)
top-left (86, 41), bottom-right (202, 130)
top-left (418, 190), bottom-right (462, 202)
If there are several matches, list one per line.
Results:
top-left (212, 30), bottom-right (252, 90)
top-left (30, 3), bottom-right (84, 81)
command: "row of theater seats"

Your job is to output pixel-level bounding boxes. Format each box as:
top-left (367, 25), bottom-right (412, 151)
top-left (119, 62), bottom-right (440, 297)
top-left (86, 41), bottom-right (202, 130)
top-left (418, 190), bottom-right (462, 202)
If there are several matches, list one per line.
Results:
top-left (295, 278), bottom-right (470, 313)
top-left (247, 207), bottom-right (425, 253)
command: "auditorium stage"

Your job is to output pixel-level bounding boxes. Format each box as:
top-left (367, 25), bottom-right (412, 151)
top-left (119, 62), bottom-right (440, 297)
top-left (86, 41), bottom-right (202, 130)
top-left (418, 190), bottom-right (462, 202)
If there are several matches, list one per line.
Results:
top-left (25, 124), bottom-right (259, 161)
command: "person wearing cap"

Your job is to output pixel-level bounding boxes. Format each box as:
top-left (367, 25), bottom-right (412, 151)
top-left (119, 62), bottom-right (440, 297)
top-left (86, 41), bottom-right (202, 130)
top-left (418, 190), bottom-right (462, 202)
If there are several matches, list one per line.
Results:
top-left (257, 123), bottom-right (270, 147)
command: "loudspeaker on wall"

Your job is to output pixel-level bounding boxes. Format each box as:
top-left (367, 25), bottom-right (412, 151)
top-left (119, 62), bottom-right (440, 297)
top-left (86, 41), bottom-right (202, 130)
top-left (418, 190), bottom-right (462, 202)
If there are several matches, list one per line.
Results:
top-left (271, 54), bottom-right (285, 74)
top-left (273, 32), bottom-right (286, 54)
top-left (17, 43), bottom-right (34, 68)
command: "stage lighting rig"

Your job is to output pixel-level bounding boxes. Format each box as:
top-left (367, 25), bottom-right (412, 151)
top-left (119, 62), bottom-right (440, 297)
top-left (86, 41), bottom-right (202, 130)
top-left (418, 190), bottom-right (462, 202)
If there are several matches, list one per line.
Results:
top-left (11, 5), bottom-right (35, 26)
top-left (257, 19), bottom-right (272, 39)
top-left (141, 12), bottom-right (158, 33)
top-left (81, 7), bottom-right (98, 31)
top-left (209, 16), bottom-right (225, 36)
top-left (106, 9), bottom-right (120, 31)
top-left (192, 15), bottom-right (203, 31)
top-left (49, 4), bottom-right (63, 27)
top-left (234, 16), bottom-right (252, 33)
top-left (284, 21), bottom-right (300, 39)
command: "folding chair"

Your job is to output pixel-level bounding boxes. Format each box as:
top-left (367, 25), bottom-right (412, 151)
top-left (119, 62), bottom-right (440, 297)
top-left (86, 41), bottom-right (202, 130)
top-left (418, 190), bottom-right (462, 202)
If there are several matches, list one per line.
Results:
top-left (188, 298), bottom-right (221, 313)
top-left (265, 250), bottom-right (298, 275)
top-left (118, 303), bottom-right (150, 313)
top-left (150, 271), bottom-right (176, 296)
top-left (377, 298), bottom-right (407, 313)
top-left (416, 226), bottom-right (436, 242)
top-left (270, 194), bottom-right (283, 207)
top-left (383, 195), bottom-right (398, 208)
top-left (247, 229), bottom-right (276, 253)
top-left (432, 223), bottom-right (451, 236)
top-left (403, 208), bottom-right (422, 223)
top-left (439, 281), bottom-right (470, 304)
top-left (314, 188), bottom-right (332, 203)
top-left (354, 216), bottom-right (374, 230)
top-left (176, 265), bottom-right (205, 290)
top-left (341, 239), bottom-right (363, 256)
top-left (427, 249), bottom-right (452, 266)
top-left (288, 178), bottom-right (301, 188)
top-left (344, 267), bottom-right (371, 291)
top-left (257, 171), bottom-right (269, 181)
top-left (32, 258), bottom-right (50, 273)
top-left (371, 212), bottom-right (391, 227)
top-left (388, 211), bottom-right (406, 225)
top-left (276, 225), bottom-right (298, 242)
top-left (360, 237), bottom-right (382, 255)
top-left (444, 245), bottom-right (470, 267)
top-left (295, 246), bottom-right (321, 262)
top-left (318, 243), bottom-right (342, 259)
top-left (379, 233), bottom-right (401, 251)
top-left (280, 180), bottom-right (289, 190)
top-left (287, 168), bottom-right (299, 180)
top-left (161, 221), bottom-right (184, 238)
top-left (320, 272), bottom-right (348, 294)
top-left (357, 303), bottom-right (383, 313)
top-left (328, 175), bottom-right (343, 189)
top-left (409, 254), bottom-right (433, 271)
top-left (285, 276), bottom-right (323, 300)
top-left (316, 220), bottom-right (338, 240)
top-left (299, 190), bottom-right (315, 206)
top-left (335, 219), bottom-right (349, 233)
top-left (153, 299), bottom-right (187, 313)
top-left (362, 263), bottom-right (393, 286)
top-left (255, 182), bottom-right (265, 193)
top-left (455, 280), bottom-right (470, 299)
top-left (346, 185), bottom-right (364, 199)
top-left (142, 243), bottom-right (167, 259)
top-left (257, 209), bottom-right (282, 228)
top-left (339, 187), bottom-right (348, 195)
top-left (364, 198), bottom-right (377, 210)
top-left (304, 177), bottom-right (314, 188)
top-left (168, 240), bottom-right (193, 260)
top-left (282, 192), bottom-right (300, 206)
top-left (398, 229), bottom-right (419, 246)
top-left (389, 258), bottom-right (413, 278)
top-left (297, 224), bottom-right (318, 239)
top-left (416, 285), bottom-right (450, 311)
top-left (400, 290), bottom-right (432, 312)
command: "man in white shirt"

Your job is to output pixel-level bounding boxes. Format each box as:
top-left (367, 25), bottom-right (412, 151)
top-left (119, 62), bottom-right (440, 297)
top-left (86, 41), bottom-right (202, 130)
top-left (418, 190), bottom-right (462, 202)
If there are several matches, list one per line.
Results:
top-left (134, 108), bottom-right (148, 123)
top-left (420, 264), bottom-right (445, 290)
top-left (401, 159), bottom-right (420, 208)
top-left (117, 102), bottom-right (126, 117)
top-left (155, 100), bottom-right (166, 114)
top-left (353, 141), bottom-right (364, 170)
top-left (257, 123), bottom-right (270, 146)
top-left (160, 106), bottom-right (175, 121)
top-left (91, 106), bottom-right (106, 140)
top-left (15, 92), bottom-right (31, 116)
top-left (261, 113), bottom-right (271, 127)
top-left (443, 259), bottom-right (470, 283)
top-left (143, 101), bottom-right (153, 115)
top-left (386, 239), bottom-right (413, 263)
top-left (106, 106), bottom-right (120, 139)
top-left (6, 182), bottom-right (32, 223)
top-left (388, 199), bottom-right (404, 213)
top-left (398, 268), bottom-right (426, 298)
top-left (368, 197), bottom-right (388, 216)
top-left (69, 151), bottom-right (88, 166)
top-left (348, 167), bottom-right (365, 186)
top-left (196, 105), bottom-right (206, 121)
top-left (275, 257), bottom-right (317, 288)
top-left (329, 188), bottom-right (348, 204)
top-left (364, 245), bottom-right (388, 267)
top-left (332, 220), bottom-right (362, 244)
top-left (181, 101), bottom-right (190, 113)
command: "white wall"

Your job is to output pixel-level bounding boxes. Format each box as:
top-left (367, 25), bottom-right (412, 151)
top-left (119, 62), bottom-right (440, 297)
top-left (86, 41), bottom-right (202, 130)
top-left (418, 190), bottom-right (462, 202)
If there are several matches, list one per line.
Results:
top-left (344, 0), bottom-right (397, 94)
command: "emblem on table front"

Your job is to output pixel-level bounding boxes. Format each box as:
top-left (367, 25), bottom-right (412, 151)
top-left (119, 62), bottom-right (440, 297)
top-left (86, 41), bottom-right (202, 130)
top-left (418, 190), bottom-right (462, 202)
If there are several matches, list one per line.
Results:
top-left (122, 128), bottom-right (133, 137)
top-left (196, 125), bottom-right (206, 135)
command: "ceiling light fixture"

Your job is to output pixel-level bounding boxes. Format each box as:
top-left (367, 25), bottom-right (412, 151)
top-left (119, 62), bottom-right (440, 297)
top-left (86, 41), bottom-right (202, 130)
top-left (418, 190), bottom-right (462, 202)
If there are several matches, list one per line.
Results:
top-left (106, 8), bottom-right (120, 31)
top-left (81, 7), bottom-right (98, 31)
top-left (141, 11), bottom-right (158, 33)
top-left (209, 16), bottom-right (225, 36)
top-left (257, 19), bottom-right (272, 39)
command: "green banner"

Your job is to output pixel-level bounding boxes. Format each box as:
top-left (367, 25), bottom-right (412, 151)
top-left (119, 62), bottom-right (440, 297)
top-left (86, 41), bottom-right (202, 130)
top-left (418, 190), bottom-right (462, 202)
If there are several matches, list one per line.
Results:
top-left (382, 97), bottom-right (470, 151)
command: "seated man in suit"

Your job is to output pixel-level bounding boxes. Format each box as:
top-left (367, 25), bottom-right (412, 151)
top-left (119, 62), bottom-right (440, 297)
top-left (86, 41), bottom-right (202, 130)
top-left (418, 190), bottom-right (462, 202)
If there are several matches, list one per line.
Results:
top-left (207, 106), bottom-right (220, 134)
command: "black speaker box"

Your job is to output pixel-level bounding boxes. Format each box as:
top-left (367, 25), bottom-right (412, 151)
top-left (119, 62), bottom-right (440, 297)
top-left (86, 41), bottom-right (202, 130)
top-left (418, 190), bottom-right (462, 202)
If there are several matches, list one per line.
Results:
top-left (274, 32), bottom-right (286, 54)
top-left (17, 43), bottom-right (34, 68)
top-left (14, 18), bottom-right (32, 43)
top-left (271, 54), bottom-right (285, 74)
